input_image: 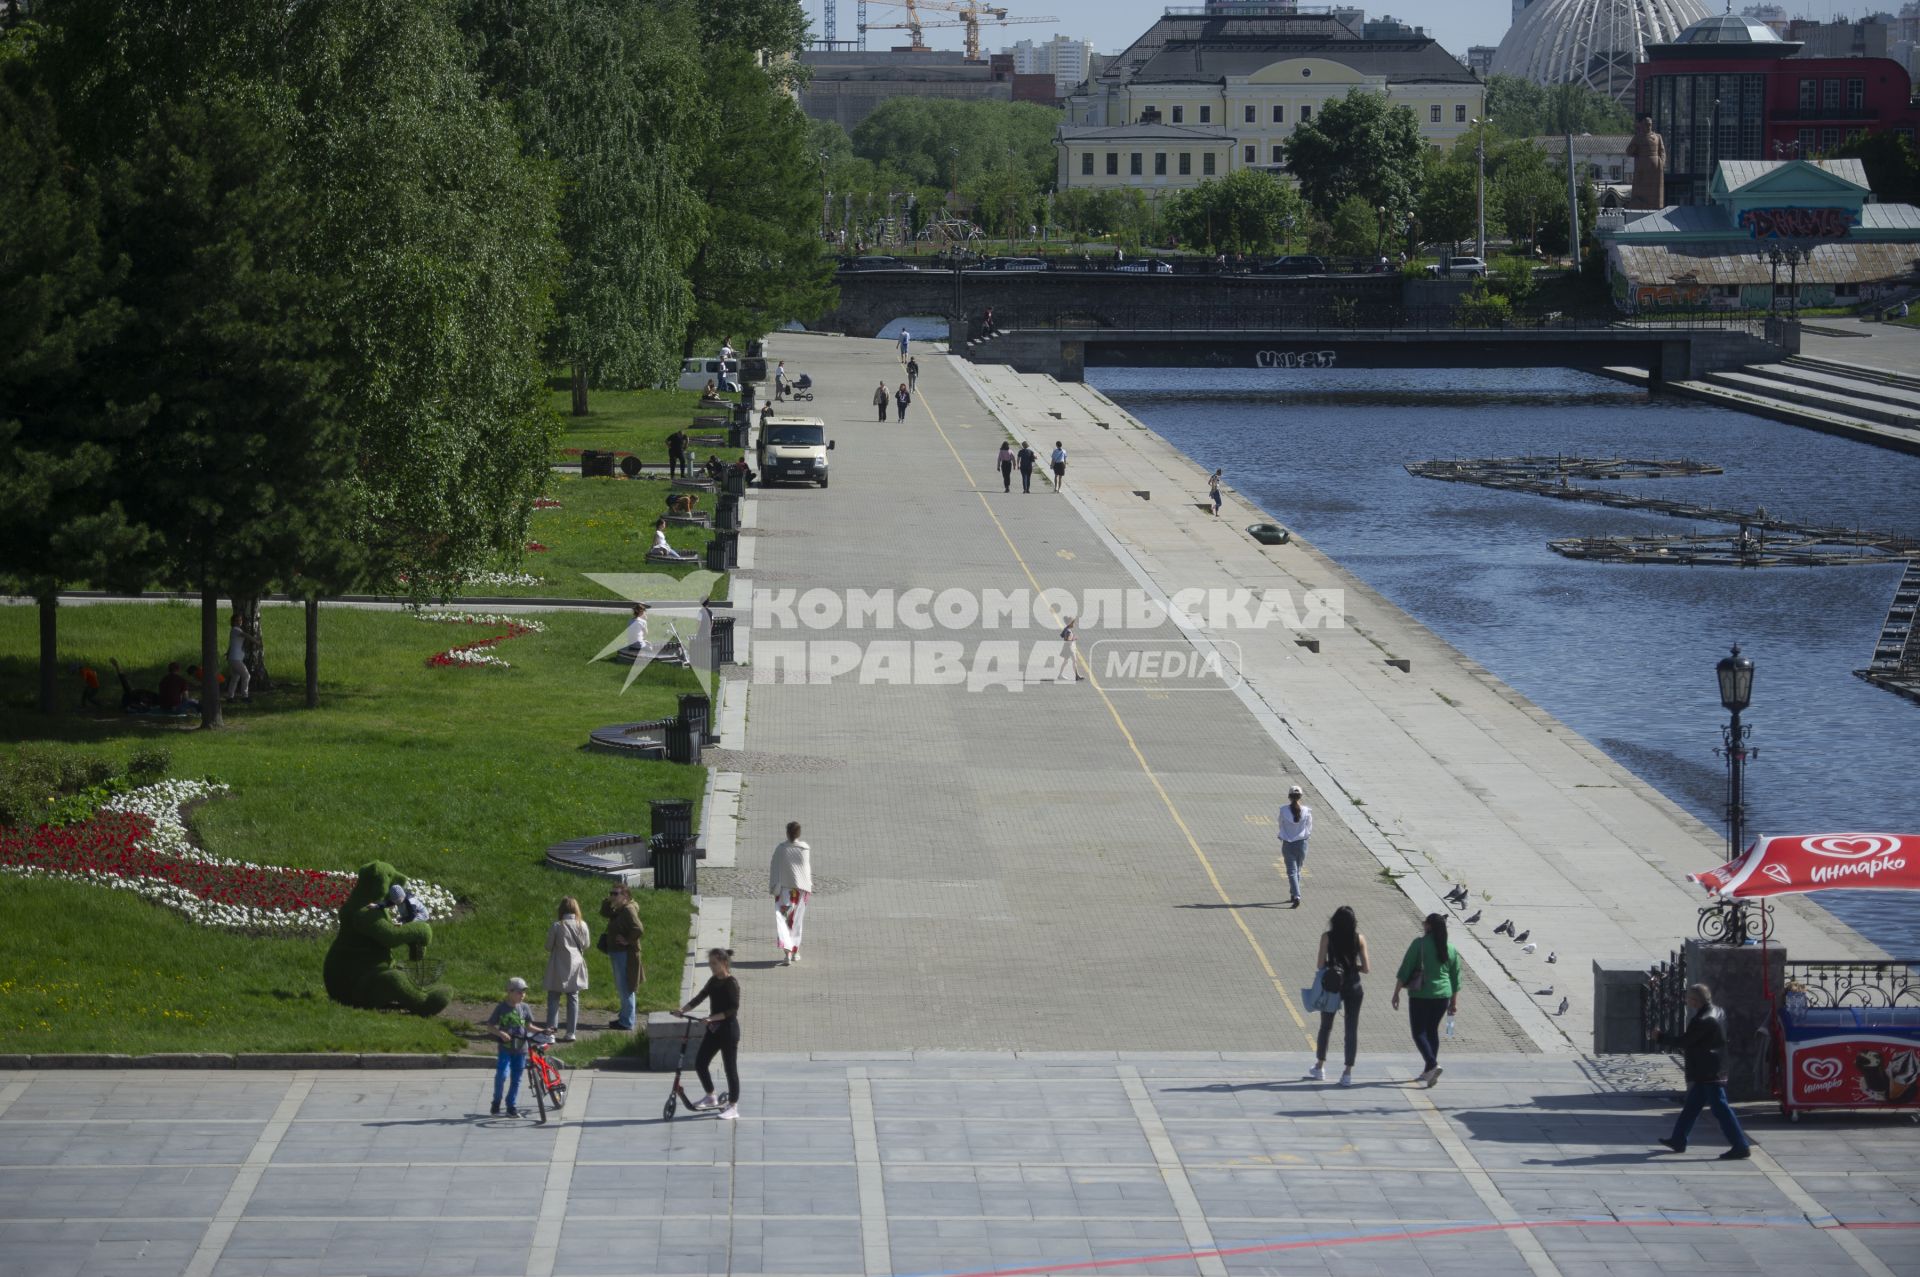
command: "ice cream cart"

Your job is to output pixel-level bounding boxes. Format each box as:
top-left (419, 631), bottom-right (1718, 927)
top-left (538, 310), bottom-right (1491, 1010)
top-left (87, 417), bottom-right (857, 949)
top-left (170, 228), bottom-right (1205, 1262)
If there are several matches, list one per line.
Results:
top-left (1776, 1004), bottom-right (1920, 1119)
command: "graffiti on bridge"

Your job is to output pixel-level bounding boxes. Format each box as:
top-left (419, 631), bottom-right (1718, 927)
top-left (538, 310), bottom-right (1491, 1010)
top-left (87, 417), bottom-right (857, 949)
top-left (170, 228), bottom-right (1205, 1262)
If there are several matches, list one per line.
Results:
top-left (1255, 350), bottom-right (1338, 369)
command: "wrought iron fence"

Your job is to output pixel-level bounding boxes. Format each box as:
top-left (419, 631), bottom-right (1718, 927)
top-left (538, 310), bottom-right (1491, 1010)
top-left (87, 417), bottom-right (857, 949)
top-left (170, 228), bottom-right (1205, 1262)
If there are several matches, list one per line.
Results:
top-left (974, 306), bottom-right (1770, 337)
top-left (1782, 960), bottom-right (1920, 1009)
top-left (1643, 947), bottom-right (1691, 1052)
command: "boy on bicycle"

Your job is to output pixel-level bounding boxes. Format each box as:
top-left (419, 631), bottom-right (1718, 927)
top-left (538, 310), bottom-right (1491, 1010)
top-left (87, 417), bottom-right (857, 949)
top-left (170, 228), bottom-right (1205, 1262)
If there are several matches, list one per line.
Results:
top-left (485, 977), bottom-right (544, 1117)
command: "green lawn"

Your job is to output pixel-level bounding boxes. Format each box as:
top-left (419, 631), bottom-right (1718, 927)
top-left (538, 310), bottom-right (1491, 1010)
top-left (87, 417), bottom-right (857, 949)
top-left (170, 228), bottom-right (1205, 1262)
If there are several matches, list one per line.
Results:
top-left (553, 383), bottom-right (744, 464)
top-left (482, 474), bottom-right (726, 603)
top-left (0, 602), bottom-right (703, 1061)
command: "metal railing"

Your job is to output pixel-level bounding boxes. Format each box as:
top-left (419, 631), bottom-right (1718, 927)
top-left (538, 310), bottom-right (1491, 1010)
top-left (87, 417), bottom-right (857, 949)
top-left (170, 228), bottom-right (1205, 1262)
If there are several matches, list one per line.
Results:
top-left (1783, 960), bottom-right (1920, 1009)
top-left (972, 305), bottom-right (1772, 336)
top-left (1644, 948), bottom-right (1690, 1052)
top-left (838, 253), bottom-right (1410, 278)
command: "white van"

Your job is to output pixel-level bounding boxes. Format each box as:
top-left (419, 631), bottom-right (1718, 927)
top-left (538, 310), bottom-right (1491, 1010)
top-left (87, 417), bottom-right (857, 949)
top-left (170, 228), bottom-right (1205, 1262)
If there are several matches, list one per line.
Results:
top-left (677, 357), bottom-right (740, 393)
top-left (756, 415), bottom-right (834, 489)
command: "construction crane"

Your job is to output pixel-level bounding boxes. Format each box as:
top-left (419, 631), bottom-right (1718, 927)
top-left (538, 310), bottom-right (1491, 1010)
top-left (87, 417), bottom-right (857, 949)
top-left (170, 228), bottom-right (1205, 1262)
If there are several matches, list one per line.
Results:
top-left (860, 0), bottom-right (1056, 61)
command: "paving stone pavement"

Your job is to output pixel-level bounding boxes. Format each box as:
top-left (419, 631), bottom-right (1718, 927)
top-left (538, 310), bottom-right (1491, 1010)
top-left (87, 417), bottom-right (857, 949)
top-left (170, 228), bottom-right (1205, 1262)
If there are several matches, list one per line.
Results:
top-left (733, 334), bottom-right (1528, 1055)
top-left (2, 1062), bottom-right (1914, 1277)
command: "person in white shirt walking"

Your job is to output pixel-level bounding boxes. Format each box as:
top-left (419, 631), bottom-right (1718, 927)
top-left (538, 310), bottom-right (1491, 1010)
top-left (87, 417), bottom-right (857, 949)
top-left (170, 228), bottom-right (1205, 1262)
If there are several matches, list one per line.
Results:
top-left (769, 821), bottom-right (813, 965)
top-left (225, 614), bottom-right (251, 703)
top-left (1278, 784), bottom-right (1313, 908)
top-left (1050, 442), bottom-right (1068, 491)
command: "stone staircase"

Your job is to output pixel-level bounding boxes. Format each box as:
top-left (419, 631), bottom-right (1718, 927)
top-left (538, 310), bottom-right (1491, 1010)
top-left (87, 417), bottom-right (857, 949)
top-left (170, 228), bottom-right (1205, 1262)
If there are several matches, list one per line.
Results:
top-left (1664, 354), bottom-right (1920, 454)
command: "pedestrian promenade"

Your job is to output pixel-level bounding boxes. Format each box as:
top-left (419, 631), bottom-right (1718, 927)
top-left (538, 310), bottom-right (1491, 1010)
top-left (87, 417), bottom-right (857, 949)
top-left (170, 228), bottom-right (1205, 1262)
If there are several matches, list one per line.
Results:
top-left (731, 335), bottom-right (1527, 1056)
top-left (2, 1060), bottom-right (1912, 1277)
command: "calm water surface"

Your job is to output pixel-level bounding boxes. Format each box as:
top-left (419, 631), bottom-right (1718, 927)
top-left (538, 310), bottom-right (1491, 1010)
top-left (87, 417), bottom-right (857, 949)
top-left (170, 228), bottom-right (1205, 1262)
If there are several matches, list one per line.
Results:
top-left (1093, 366), bottom-right (1920, 954)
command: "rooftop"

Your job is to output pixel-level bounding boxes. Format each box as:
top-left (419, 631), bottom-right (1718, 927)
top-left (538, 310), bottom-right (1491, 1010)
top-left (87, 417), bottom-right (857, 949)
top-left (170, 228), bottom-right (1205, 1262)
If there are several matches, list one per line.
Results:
top-left (1127, 38), bottom-right (1481, 85)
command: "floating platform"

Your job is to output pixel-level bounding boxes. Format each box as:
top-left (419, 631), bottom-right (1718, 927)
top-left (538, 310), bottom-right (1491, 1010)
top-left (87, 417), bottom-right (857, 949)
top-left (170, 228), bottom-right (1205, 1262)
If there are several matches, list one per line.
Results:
top-left (1855, 559), bottom-right (1920, 705)
top-left (1408, 455), bottom-right (1724, 484)
top-left (1551, 531), bottom-right (1900, 568)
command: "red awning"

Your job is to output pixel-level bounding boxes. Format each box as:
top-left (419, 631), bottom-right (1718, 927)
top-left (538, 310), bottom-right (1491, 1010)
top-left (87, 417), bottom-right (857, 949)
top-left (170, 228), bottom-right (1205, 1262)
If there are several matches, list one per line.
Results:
top-left (1690, 834), bottom-right (1920, 898)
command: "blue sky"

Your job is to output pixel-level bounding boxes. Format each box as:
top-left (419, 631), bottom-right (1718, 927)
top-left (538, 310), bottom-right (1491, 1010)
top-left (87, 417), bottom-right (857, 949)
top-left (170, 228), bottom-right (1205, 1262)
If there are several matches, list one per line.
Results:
top-left (810, 0), bottom-right (1861, 64)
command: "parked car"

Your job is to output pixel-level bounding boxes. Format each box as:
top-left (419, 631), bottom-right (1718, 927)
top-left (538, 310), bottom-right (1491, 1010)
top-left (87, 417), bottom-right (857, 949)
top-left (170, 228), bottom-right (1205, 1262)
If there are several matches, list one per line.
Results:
top-left (1263, 254), bottom-right (1327, 275)
top-left (969, 256), bottom-right (1047, 272)
top-left (1427, 256), bottom-right (1488, 278)
top-left (676, 357), bottom-right (739, 393)
top-left (840, 255), bottom-right (915, 271)
top-left (1114, 259), bottom-right (1174, 273)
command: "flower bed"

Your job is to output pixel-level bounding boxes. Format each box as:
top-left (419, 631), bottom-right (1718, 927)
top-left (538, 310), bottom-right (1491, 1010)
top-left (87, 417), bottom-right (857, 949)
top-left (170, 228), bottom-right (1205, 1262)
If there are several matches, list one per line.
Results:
top-left (0, 780), bottom-right (456, 933)
top-left (533, 498), bottom-right (563, 510)
top-left (419, 612), bottom-right (544, 671)
top-left (525, 541), bottom-right (549, 553)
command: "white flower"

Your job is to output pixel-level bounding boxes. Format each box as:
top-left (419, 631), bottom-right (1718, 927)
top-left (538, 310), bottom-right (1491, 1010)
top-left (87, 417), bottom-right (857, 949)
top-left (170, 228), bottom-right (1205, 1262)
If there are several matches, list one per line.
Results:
top-left (412, 610), bottom-right (548, 632)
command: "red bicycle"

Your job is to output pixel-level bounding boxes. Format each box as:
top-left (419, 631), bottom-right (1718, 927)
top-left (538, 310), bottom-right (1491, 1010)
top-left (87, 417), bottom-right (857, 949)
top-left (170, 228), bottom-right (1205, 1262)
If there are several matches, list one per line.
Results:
top-left (514, 1028), bottom-right (569, 1124)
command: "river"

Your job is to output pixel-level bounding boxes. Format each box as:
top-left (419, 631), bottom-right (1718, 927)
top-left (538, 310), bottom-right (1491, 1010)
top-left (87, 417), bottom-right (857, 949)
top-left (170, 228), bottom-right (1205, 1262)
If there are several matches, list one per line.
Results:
top-left (1092, 366), bottom-right (1920, 956)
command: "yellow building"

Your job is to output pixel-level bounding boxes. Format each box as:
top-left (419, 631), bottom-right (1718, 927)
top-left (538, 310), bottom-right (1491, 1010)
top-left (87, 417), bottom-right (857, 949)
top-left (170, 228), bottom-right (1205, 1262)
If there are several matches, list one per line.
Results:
top-left (1058, 8), bottom-right (1485, 196)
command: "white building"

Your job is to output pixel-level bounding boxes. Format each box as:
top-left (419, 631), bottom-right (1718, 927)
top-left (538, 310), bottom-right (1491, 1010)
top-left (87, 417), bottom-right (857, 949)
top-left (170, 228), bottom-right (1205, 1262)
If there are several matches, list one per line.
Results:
top-left (1001, 35), bottom-right (1094, 97)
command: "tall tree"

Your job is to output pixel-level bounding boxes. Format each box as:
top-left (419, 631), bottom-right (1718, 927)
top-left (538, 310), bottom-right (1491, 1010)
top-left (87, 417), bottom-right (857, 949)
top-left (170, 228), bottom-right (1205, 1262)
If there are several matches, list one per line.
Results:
top-left (1417, 146), bottom-right (1478, 249)
top-left (682, 50), bottom-right (836, 353)
top-left (104, 91), bottom-right (347, 727)
top-left (1282, 88), bottom-right (1425, 224)
top-left (464, 0), bottom-right (707, 415)
top-left (0, 55), bottom-right (150, 712)
top-left (1831, 130), bottom-right (1920, 204)
top-left (1163, 169), bottom-right (1306, 255)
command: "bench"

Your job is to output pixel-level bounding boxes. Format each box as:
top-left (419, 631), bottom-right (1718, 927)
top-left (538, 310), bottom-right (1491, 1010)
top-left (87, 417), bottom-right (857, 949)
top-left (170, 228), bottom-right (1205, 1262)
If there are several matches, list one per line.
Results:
top-left (646, 546), bottom-right (701, 565)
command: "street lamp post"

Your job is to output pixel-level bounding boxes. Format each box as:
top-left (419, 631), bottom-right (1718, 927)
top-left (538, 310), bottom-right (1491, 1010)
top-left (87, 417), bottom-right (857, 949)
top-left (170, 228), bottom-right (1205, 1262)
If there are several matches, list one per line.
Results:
top-left (1472, 118), bottom-right (1487, 263)
top-left (1707, 643), bottom-right (1764, 943)
top-left (1373, 205), bottom-right (1387, 262)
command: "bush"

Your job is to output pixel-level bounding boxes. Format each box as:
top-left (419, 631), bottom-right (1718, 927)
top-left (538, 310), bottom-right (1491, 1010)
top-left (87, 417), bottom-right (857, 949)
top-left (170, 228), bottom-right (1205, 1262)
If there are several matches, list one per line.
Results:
top-left (1455, 283), bottom-right (1513, 329)
top-left (0, 745), bottom-right (170, 829)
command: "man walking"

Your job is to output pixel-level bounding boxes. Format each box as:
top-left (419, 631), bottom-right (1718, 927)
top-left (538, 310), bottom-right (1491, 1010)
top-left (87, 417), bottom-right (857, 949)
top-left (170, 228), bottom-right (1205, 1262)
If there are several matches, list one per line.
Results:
top-left (1016, 441), bottom-right (1038, 493)
top-left (1657, 984), bottom-right (1753, 1159)
top-left (667, 428), bottom-right (689, 479)
top-left (1278, 784), bottom-right (1312, 908)
top-left (898, 328), bottom-right (910, 364)
top-left (1050, 442), bottom-right (1067, 491)
top-left (1208, 468), bottom-right (1223, 516)
top-left (769, 821), bottom-right (813, 965)
top-left (873, 380), bottom-right (889, 422)
top-left (906, 356), bottom-right (919, 392)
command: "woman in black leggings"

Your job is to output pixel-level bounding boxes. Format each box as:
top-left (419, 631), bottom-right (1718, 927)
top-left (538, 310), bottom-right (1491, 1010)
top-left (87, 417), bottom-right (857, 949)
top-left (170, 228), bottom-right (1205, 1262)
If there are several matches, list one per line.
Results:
top-left (680, 948), bottom-right (742, 1119)
top-left (1306, 905), bottom-right (1370, 1086)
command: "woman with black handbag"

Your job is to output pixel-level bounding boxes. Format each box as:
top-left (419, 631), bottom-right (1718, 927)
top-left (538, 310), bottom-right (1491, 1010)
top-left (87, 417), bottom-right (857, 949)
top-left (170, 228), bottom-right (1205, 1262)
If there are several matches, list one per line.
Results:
top-left (1305, 906), bottom-right (1370, 1086)
top-left (1391, 912), bottom-right (1460, 1086)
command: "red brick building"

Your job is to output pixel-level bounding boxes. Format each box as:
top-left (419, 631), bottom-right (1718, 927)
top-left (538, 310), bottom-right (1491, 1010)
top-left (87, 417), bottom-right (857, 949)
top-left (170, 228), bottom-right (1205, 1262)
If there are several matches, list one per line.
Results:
top-left (1636, 11), bottom-right (1920, 204)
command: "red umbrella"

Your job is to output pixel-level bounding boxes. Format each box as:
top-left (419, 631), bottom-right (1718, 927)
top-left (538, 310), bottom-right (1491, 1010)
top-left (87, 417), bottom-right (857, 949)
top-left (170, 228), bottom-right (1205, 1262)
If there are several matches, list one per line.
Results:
top-left (1690, 834), bottom-right (1920, 899)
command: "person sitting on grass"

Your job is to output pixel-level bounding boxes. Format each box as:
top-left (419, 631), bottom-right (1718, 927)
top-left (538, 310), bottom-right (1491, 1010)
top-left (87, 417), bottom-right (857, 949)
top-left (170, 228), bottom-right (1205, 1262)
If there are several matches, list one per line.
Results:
top-left (73, 662), bottom-right (100, 709)
top-left (485, 977), bottom-right (544, 1119)
top-left (108, 658), bottom-right (162, 712)
top-left (157, 662), bottom-right (200, 714)
top-left (703, 454), bottom-right (727, 484)
top-left (651, 519), bottom-right (699, 563)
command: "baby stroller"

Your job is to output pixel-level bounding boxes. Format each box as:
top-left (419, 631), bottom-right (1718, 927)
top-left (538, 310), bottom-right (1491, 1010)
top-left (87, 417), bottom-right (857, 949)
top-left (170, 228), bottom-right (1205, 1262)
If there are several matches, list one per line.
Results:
top-left (788, 373), bottom-right (814, 402)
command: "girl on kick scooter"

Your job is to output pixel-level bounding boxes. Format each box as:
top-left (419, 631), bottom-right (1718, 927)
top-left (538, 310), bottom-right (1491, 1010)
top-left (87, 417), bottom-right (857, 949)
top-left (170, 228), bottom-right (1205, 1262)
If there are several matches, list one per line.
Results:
top-left (677, 949), bottom-right (742, 1120)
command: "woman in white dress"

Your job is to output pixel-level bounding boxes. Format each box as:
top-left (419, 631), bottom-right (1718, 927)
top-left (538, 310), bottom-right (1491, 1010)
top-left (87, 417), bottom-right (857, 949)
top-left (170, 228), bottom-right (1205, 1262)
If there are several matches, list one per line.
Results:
top-left (769, 821), bottom-right (813, 965)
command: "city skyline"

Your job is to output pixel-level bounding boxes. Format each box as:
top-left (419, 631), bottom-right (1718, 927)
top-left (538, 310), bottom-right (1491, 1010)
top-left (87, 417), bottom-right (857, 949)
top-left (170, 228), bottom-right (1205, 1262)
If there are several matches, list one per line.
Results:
top-left (811, 0), bottom-right (1895, 65)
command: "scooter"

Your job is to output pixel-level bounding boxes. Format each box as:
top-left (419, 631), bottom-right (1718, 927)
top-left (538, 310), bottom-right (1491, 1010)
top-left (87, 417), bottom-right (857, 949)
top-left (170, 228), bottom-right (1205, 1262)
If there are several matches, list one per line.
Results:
top-left (662, 1012), bottom-right (729, 1119)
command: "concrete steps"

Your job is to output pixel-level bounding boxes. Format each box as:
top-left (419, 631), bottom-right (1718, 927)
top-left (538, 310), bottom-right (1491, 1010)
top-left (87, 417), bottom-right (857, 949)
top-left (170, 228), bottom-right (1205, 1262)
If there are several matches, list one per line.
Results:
top-left (1788, 353), bottom-right (1920, 395)
top-left (1701, 368), bottom-right (1920, 431)
top-left (1751, 362), bottom-right (1920, 413)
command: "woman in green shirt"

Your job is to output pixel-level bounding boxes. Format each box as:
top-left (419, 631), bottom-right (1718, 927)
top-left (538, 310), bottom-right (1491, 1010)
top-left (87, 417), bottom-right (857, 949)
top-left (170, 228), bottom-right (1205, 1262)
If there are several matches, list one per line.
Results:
top-left (1391, 913), bottom-right (1461, 1086)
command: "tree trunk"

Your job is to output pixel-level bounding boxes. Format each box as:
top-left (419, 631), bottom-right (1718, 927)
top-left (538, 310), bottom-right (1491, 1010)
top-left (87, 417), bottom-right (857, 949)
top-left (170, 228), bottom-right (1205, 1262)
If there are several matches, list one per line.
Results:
top-left (241, 596), bottom-right (271, 693)
top-left (200, 585), bottom-right (224, 729)
top-left (570, 363), bottom-right (589, 417)
top-left (305, 596), bottom-right (319, 709)
top-left (37, 594), bottom-right (58, 714)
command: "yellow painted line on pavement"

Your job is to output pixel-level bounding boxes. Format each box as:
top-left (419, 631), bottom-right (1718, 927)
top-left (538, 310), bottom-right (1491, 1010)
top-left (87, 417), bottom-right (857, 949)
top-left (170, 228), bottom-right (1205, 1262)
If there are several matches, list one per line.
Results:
top-left (918, 384), bottom-right (1311, 1040)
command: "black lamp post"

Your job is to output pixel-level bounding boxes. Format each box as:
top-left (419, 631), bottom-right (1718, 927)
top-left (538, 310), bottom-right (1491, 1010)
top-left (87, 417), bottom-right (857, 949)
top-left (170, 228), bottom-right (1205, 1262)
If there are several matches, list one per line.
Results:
top-left (1703, 643), bottom-right (1765, 944)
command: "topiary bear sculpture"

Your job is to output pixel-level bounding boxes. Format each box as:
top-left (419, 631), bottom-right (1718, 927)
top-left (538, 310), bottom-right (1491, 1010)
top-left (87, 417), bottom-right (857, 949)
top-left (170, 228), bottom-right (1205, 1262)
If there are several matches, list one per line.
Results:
top-left (324, 861), bottom-right (450, 1017)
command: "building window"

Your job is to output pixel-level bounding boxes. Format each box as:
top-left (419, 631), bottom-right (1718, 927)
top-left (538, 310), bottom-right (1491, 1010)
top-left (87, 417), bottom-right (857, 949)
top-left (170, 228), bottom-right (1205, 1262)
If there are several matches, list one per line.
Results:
top-left (1106, 152), bottom-right (1117, 176)
top-left (1455, 104), bottom-right (1466, 123)
top-left (1154, 152), bottom-right (1167, 176)
top-left (1429, 104), bottom-right (1441, 123)
top-left (1299, 104), bottom-right (1311, 122)
top-left (1799, 79), bottom-right (1816, 111)
top-left (1199, 106), bottom-right (1211, 123)
top-left (1273, 104), bottom-right (1284, 123)
top-left (1847, 79), bottom-right (1864, 111)
top-left (1271, 144), bottom-right (1283, 163)
top-left (1179, 152), bottom-right (1191, 176)
top-left (1081, 152), bottom-right (1093, 176)
top-left (1798, 128), bottom-right (1816, 154)
top-left (1203, 152), bottom-right (1215, 175)
top-left (1820, 128), bottom-right (1840, 151)
top-left (1130, 152), bottom-right (1142, 176)
top-left (1244, 104), bottom-right (1255, 123)
top-left (1243, 144), bottom-right (1255, 163)
top-left (1609, 163), bottom-right (1622, 181)
top-left (1822, 79), bottom-right (1840, 109)
top-left (1172, 105), bottom-right (1184, 124)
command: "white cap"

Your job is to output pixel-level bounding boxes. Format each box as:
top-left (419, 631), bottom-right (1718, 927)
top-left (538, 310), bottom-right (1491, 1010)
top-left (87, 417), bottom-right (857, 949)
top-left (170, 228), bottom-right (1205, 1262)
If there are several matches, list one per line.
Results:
top-left (506, 977), bottom-right (528, 992)
top-left (1288, 785), bottom-right (1304, 797)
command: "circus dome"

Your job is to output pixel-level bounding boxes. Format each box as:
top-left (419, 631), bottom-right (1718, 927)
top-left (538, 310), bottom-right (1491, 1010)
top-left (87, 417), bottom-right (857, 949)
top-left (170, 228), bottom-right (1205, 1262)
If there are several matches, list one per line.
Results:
top-left (1491, 0), bottom-right (1711, 103)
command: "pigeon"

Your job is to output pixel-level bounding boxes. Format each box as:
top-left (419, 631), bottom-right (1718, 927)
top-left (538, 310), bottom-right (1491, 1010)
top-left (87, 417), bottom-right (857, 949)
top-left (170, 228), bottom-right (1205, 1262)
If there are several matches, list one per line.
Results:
top-left (1556, 997), bottom-right (1570, 1016)
top-left (1444, 884), bottom-right (1469, 905)
top-left (1536, 986), bottom-right (1554, 996)
top-left (1521, 942), bottom-right (1537, 954)
top-left (1464, 909), bottom-right (1483, 925)
top-left (1546, 951), bottom-right (1558, 964)
top-left (1513, 930), bottom-right (1530, 945)
top-left (1494, 919), bottom-right (1513, 936)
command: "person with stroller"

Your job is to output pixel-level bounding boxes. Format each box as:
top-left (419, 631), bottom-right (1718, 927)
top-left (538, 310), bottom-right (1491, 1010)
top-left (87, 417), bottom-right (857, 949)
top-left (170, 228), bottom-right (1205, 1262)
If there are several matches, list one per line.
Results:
top-left (677, 948), bottom-right (743, 1120)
